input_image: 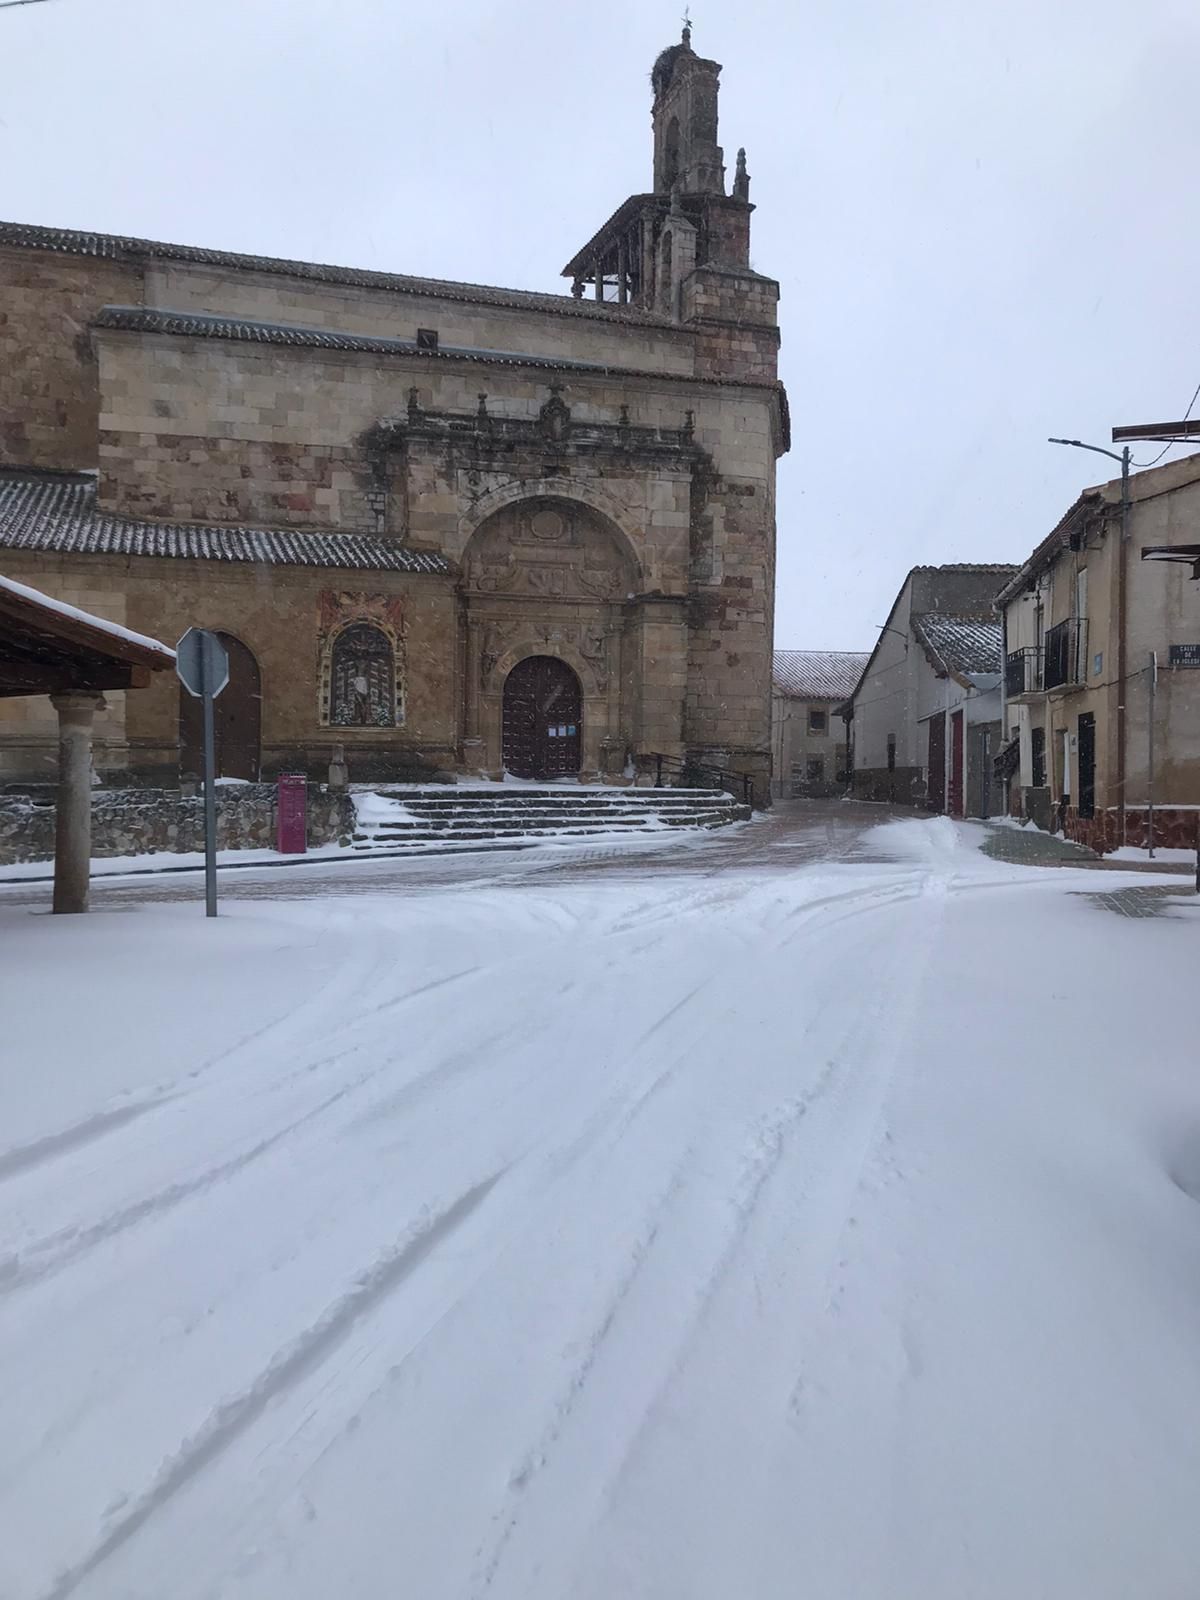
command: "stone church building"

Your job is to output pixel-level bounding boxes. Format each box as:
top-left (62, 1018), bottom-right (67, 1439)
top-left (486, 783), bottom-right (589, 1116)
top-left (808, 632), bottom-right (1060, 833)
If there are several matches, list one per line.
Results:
top-left (0, 29), bottom-right (786, 799)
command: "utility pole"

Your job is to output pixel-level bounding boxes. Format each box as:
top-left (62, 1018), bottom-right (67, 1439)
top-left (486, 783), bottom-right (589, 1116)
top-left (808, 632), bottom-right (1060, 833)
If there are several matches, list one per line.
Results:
top-left (1048, 437), bottom-right (1131, 845)
top-left (1147, 650), bottom-right (1157, 858)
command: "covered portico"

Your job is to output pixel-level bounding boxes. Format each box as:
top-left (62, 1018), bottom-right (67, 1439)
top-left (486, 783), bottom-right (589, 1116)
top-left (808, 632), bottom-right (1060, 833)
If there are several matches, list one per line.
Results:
top-left (0, 576), bottom-right (174, 912)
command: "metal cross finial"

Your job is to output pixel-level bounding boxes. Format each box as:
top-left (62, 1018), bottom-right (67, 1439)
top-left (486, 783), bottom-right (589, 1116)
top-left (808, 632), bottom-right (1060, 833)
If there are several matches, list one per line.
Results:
top-left (681, 9), bottom-right (692, 45)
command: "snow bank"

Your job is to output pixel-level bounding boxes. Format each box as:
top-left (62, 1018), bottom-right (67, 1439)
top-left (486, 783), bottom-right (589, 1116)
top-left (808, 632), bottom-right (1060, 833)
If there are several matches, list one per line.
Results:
top-left (1109, 845), bottom-right (1197, 864)
top-left (0, 842), bottom-right (350, 883)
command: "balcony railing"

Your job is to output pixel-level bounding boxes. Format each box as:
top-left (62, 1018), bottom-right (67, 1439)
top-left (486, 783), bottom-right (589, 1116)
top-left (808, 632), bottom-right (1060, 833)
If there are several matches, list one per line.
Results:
top-left (1005, 647), bottom-right (1042, 697)
top-left (1043, 618), bottom-right (1089, 691)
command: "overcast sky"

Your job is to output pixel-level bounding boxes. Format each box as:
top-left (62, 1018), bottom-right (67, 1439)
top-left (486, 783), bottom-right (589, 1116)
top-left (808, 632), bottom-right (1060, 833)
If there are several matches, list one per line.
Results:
top-left (5, 0), bottom-right (1200, 651)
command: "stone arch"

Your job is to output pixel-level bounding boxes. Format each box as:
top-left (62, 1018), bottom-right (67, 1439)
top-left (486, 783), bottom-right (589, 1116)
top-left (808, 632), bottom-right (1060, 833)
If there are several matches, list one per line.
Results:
top-left (318, 609), bottom-right (406, 728)
top-left (179, 630), bottom-right (261, 781)
top-left (455, 477), bottom-right (644, 582)
top-left (487, 637), bottom-right (605, 700)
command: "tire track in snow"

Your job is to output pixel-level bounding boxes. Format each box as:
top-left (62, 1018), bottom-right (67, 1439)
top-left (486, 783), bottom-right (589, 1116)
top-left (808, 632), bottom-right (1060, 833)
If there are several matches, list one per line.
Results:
top-left (1, 963), bottom-right (488, 1278)
top-left (469, 1165), bottom-right (689, 1598)
top-left (0, 1096), bottom-right (173, 1187)
top-left (0, 911), bottom-right (389, 1196)
top-left (784, 863), bottom-right (953, 1412)
top-left (590, 871), bottom-right (951, 1519)
top-left (37, 1171), bottom-right (505, 1600)
top-left (0, 1060), bottom-right (405, 1295)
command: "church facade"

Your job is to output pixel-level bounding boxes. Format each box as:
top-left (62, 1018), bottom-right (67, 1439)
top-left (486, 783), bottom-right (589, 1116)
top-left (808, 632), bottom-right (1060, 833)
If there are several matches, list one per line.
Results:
top-left (0, 30), bottom-right (787, 799)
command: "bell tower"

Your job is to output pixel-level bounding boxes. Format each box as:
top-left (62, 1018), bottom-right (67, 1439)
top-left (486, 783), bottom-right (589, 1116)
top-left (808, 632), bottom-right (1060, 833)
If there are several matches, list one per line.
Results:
top-left (652, 23), bottom-right (726, 197)
top-left (560, 27), bottom-right (777, 383)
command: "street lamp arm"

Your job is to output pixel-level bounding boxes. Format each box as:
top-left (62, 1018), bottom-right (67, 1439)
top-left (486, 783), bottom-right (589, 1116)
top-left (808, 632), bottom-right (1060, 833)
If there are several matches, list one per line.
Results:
top-left (1048, 436), bottom-right (1127, 467)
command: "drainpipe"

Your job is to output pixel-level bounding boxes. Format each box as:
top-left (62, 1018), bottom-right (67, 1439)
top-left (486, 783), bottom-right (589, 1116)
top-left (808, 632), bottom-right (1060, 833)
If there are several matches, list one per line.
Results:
top-left (1115, 445), bottom-right (1131, 849)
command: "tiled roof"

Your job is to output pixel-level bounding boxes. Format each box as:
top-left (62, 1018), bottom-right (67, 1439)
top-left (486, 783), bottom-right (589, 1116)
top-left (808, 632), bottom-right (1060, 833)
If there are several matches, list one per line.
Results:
top-left (91, 306), bottom-right (789, 407)
top-left (911, 563), bottom-right (1019, 574)
top-left (0, 471), bottom-right (450, 575)
top-left (92, 305), bottom-right (625, 375)
top-left (0, 219), bottom-right (674, 330)
top-left (912, 613), bottom-right (1002, 675)
top-left (772, 649), bottom-right (869, 698)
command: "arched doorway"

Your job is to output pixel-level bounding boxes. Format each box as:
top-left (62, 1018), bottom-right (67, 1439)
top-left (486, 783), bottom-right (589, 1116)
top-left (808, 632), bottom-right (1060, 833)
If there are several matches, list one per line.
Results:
top-left (179, 633), bottom-right (261, 781)
top-left (502, 656), bottom-right (581, 779)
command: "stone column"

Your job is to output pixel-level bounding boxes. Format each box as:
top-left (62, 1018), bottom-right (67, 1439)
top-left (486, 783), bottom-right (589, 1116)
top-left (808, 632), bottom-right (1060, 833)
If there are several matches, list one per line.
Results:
top-left (50, 691), bottom-right (104, 915)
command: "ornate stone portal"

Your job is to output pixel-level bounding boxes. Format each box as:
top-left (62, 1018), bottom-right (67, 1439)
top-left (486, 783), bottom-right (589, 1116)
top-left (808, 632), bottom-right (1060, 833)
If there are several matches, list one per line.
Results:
top-left (366, 388), bottom-right (707, 782)
top-left (463, 496), bottom-right (637, 778)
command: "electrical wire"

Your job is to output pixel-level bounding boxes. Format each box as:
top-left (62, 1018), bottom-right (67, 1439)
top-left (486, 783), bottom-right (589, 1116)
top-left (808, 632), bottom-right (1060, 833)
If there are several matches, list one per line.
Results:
top-left (1132, 374), bottom-right (1200, 468)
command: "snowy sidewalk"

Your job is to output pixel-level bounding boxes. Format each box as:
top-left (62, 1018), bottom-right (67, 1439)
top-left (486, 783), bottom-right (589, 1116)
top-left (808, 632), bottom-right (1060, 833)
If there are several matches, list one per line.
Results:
top-left (2, 813), bottom-right (1199, 1599)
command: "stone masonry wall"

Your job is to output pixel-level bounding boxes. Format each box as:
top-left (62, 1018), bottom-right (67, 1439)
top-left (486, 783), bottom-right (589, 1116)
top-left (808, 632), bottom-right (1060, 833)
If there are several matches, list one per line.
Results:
top-left (0, 247), bottom-right (143, 471)
top-left (0, 783), bottom-right (355, 866)
top-left (145, 262), bottom-right (695, 375)
top-left (0, 550), bottom-right (460, 785)
top-left (1064, 805), bottom-right (1200, 855)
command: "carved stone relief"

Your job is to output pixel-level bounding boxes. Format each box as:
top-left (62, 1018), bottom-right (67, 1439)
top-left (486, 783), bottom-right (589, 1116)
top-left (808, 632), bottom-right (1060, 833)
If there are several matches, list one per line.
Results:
top-left (464, 498), bottom-right (633, 602)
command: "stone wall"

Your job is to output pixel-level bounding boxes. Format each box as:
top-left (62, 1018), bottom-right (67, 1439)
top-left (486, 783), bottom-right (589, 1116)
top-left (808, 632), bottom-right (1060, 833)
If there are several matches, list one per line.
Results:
top-left (3, 226), bottom-right (783, 802)
top-left (145, 261), bottom-right (695, 375)
top-left (0, 783), bottom-right (355, 866)
top-left (0, 246), bottom-right (143, 471)
top-left (0, 551), bottom-right (461, 785)
top-left (1064, 805), bottom-right (1200, 855)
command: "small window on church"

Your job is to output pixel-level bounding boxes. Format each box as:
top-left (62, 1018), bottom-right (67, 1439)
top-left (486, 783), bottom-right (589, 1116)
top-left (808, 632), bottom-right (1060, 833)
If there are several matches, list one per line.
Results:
top-left (330, 624), bottom-right (395, 727)
top-left (416, 328), bottom-right (439, 351)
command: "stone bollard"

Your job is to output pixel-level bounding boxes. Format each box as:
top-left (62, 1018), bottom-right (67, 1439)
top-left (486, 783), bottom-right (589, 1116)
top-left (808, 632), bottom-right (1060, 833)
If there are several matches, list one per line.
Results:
top-left (327, 743), bottom-right (349, 789)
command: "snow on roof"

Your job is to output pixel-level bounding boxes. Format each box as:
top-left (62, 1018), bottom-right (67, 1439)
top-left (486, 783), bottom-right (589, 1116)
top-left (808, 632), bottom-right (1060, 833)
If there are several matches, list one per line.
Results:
top-left (0, 470), bottom-right (450, 575)
top-left (0, 572), bottom-right (175, 662)
top-left (772, 650), bottom-right (869, 698)
top-left (912, 614), bottom-right (1002, 675)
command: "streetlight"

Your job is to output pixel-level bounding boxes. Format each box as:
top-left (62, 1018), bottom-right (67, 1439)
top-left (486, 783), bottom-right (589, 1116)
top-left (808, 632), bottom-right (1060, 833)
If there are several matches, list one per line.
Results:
top-left (1048, 436), bottom-right (1132, 847)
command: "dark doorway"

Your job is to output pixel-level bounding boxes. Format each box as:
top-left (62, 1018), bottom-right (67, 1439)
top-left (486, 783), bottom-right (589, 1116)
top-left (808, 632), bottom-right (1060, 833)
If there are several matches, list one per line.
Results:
top-left (502, 656), bottom-right (582, 778)
top-left (180, 632), bottom-right (261, 781)
top-left (1077, 712), bottom-right (1096, 819)
top-left (948, 709), bottom-right (965, 817)
top-left (927, 712), bottom-right (946, 812)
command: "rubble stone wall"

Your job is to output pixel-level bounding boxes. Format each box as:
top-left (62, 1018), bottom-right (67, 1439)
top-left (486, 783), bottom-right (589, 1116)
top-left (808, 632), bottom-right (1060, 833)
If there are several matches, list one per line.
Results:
top-left (0, 783), bottom-right (354, 866)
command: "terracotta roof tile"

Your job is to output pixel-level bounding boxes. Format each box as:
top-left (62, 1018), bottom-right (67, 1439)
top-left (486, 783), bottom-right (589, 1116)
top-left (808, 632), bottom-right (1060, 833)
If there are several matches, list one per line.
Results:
top-left (912, 613), bottom-right (1003, 675)
top-left (772, 650), bottom-right (869, 698)
top-left (0, 470), bottom-right (449, 575)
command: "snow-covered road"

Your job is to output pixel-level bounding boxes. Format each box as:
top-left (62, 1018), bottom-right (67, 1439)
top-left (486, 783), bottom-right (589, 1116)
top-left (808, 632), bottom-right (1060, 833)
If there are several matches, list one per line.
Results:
top-left (3, 811), bottom-right (1200, 1599)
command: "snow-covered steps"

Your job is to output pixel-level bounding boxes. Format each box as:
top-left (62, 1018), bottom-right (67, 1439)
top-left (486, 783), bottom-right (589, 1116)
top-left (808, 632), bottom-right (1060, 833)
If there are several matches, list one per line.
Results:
top-left (350, 786), bottom-right (750, 854)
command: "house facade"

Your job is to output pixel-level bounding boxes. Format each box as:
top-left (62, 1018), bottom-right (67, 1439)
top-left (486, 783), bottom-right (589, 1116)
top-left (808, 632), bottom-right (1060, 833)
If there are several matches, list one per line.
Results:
top-left (996, 453), bottom-right (1200, 850)
top-left (770, 650), bottom-right (867, 798)
top-left (0, 28), bottom-right (786, 802)
top-left (849, 564), bottom-right (1015, 813)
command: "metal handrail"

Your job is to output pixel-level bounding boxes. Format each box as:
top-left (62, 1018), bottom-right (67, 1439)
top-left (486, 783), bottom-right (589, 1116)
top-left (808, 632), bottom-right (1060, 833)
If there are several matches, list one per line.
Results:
top-left (651, 752), bottom-right (754, 805)
top-left (1005, 647), bottom-right (1042, 697)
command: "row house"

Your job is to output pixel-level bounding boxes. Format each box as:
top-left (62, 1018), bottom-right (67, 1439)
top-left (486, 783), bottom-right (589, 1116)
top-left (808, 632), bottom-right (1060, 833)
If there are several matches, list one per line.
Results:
top-left (848, 563), bottom-right (1015, 814)
top-left (770, 650), bottom-right (867, 797)
top-left (996, 453), bottom-right (1200, 850)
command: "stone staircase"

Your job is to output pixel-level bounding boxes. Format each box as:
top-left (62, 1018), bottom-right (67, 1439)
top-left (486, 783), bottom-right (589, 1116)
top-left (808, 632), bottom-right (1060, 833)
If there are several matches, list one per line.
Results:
top-left (350, 786), bottom-right (750, 855)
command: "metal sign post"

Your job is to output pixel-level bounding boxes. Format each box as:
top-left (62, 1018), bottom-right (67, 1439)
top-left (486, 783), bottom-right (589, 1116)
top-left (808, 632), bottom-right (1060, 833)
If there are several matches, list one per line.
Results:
top-left (176, 628), bottom-right (229, 917)
top-left (1147, 651), bottom-right (1157, 860)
